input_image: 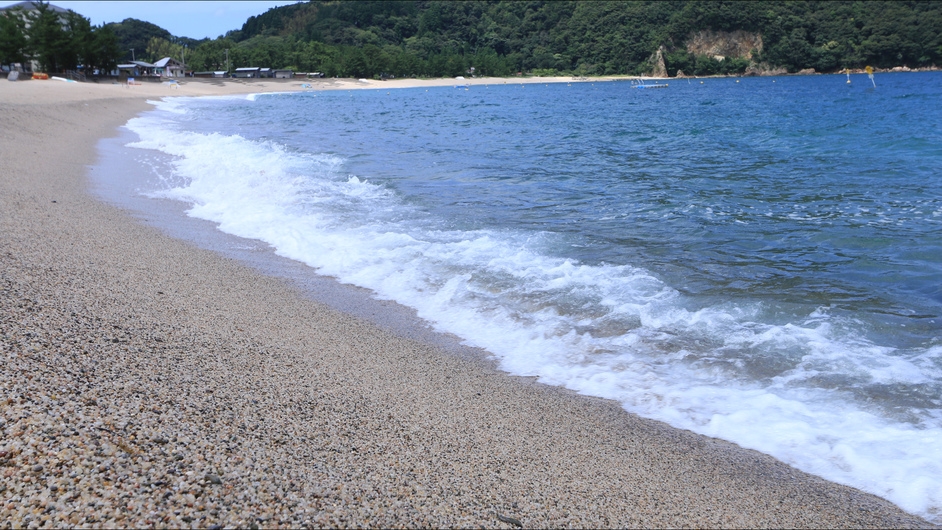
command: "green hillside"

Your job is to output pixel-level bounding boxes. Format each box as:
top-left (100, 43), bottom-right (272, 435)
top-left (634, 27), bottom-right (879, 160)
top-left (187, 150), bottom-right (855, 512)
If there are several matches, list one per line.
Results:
top-left (183, 1), bottom-right (942, 77)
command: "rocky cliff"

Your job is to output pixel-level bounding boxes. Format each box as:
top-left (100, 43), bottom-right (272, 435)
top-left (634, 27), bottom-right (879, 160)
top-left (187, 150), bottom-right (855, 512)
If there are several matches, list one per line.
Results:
top-left (685, 30), bottom-right (763, 61)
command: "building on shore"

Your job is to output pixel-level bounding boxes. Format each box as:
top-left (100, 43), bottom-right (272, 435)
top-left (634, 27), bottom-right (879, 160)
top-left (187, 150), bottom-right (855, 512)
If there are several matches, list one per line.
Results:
top-left (0, 1), bottom-right (70, 73)
top-left (233, 67), bottom-right (261, 78)
top-left (193, 71), bottom-right (228, 78)
top-left (116, 61), bottom-right (156, 78)
top-left (154, 57), bottom-right (184, 78)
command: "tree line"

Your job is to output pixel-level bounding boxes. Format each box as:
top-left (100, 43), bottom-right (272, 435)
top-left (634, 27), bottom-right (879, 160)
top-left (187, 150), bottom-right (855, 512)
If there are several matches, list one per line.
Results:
top-left (4, 1), bottom-right (941, 79)
top-left (0, 1), bottom-right (120, 74)
top-left (181, 0), bottom-right (941, 78)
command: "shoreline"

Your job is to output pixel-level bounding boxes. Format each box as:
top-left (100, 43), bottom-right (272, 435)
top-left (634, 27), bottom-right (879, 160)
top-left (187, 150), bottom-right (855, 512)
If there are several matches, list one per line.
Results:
top-left (1, 80), bottom-right (934, 527)
top-left (7, 60), bottom-right (936, 87)
top-left (1, 74), bottom-right (630, 99)
top-left (91, 126), bottom-right (496, 367)
top-left (4, 66), bottom-right (932, 101)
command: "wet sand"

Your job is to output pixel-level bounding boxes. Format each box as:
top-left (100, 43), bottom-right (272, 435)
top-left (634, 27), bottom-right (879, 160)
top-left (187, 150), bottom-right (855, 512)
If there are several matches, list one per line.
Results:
top-left (0, 78), bottom-right (933, 527)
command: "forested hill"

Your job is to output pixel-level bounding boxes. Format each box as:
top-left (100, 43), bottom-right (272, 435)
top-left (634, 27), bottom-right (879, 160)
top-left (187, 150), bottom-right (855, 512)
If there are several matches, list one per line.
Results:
top-left (183, 0), bottom-right (942, 78)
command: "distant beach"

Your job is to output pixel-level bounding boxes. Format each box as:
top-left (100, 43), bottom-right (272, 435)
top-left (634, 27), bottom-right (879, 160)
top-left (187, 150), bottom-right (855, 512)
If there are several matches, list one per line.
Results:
top-left (0, 74), bottom-right (642, 100)
top-left (0, 77), bottom-right (933, 527)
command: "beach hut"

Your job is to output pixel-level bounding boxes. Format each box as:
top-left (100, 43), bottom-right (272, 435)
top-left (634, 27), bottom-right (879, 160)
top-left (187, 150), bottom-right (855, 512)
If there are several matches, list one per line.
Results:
top-left (193, 71), bottom-right (227, 78)
top-left (259, 68), bottom-right (273, 78)
top-left (273, 69), bottom-right (294, 79)
top-left (131, 61), bottom-right (157, 76)
top-left (117, 61), bottom-right (155, 78)
top-left (116, 64), bottom-right (137, 76)
top-left (233, 67), bottom-right (260, 78)
top-left (154, 57), bottom-right (184, 78)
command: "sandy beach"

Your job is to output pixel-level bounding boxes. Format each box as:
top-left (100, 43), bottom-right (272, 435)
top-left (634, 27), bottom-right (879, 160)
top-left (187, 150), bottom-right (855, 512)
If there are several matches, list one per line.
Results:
top-left (0, 77), bottom-right (934, 528)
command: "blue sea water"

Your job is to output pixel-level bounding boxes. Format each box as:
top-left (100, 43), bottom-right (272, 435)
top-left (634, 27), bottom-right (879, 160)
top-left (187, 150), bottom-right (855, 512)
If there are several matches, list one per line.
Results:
top-left (110, 73), bottom-right (941, 520)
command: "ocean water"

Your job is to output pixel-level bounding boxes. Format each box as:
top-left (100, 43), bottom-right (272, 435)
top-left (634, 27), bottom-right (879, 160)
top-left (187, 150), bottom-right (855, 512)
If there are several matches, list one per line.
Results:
top-left (108, 73), bottom-right (941, 520)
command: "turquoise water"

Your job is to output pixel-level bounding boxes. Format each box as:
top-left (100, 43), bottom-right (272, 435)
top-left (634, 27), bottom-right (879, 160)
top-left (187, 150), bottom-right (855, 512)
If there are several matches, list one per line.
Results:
top-left (117, 72), bottom-right (941, 519)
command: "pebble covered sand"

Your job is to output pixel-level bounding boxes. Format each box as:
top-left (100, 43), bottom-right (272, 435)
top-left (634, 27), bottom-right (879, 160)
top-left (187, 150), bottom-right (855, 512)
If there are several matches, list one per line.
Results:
top-left (1, 80), bottom-right (936, 528)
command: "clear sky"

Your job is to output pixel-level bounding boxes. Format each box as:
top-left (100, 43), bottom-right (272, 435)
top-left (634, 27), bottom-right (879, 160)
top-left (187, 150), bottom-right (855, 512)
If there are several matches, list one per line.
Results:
top-left (1, 1), bottom-right (303, 40)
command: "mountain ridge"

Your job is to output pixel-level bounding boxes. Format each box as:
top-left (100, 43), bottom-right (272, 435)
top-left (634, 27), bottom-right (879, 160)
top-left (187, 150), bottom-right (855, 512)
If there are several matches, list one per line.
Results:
top-left (114, 1), bottom-right (942, 78)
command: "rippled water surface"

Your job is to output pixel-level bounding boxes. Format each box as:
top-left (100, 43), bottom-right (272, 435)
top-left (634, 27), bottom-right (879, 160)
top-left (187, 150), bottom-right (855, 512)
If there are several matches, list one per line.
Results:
top-left (115, 72), bottom-right (941, 520)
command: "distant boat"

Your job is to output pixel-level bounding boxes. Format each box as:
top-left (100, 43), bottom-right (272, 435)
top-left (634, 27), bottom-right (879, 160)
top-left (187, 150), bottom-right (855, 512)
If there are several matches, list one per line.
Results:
top-left (633, 78), bottom-right (668, 89)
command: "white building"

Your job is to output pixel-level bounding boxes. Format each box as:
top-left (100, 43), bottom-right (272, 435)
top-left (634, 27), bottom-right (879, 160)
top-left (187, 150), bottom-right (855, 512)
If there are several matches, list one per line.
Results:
top-left (154, 57), bottom-right (184, 77)
top-left (0, 1), bottom-right (70, 73)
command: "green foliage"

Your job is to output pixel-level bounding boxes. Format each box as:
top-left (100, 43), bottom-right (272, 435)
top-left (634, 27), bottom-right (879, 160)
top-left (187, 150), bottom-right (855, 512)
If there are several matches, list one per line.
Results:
top-left (112, 1), bottom-right (942, 79)
top-left (187, 38), bottom-right (238, 72)
top-left (664, 51), bottom-right (749, 76)
top-left (106, 18), bottom-right (172, 62)
top-left (88, 24), bottom-right (121, 73)
top-left (0, 1), bottom-right (121, 73)
top-left (27, 1), bottom-right (71, 72)
top-left (145, 37), bottom-right (183, 64)
top-left (754, 1), bottom-right (942, 72)
top-left (0, 10), bottom-right (29, 66)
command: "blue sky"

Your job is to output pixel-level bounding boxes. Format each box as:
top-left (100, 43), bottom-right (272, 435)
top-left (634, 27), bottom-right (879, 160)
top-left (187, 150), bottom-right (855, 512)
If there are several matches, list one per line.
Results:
top-left (1, 1), bottom-right (303, 40)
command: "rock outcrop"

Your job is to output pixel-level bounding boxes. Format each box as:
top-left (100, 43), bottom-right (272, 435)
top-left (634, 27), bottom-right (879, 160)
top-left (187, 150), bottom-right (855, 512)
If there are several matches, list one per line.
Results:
top-left (647, 46), bottom-right (668, 78)
top-left (744, 63), bottom-right (786, 76)
top-left (685, 29), bottom-right (763, 59)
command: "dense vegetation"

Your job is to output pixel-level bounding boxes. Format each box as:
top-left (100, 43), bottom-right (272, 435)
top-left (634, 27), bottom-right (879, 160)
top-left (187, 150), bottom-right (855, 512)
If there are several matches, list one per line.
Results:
top-left (4, 1), bottom-right (941, 78)
top-left (106, 18), bottom-right (201, 63)
top-left (0, 1), bottom-right (120, 73)
top-left (180, 0), bottom-right (940, 78)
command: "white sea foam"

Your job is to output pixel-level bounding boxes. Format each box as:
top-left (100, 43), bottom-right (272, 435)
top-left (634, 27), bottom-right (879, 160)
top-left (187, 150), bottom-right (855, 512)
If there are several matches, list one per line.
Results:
top-left (242, 92), bottom-right (296, 101)
top-left (145, 98), bottom-right (188, 114)
top-left (124, 102), bottom-right (942, 522)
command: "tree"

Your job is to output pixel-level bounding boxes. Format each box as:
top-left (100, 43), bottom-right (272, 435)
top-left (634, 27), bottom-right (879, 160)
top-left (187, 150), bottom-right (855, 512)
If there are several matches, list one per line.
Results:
top-left (27, 1), bottom-right (71, 72)
top-left (145, 36), bottom-right (182, 64)
top-left (65, 10), bottom-right (91, 71)
top-left (85, 1), bottom-right (941, 79)
top-left (340, 46), bottom-right (368, 77)
top-left (188, 38), bottom-right (237, 72)
top-left (0, 9), bottom-right (29, 67)
top-left (89, 24), bottom-right (121, 74)
top-left (107, 18), bottom-right (172, 62)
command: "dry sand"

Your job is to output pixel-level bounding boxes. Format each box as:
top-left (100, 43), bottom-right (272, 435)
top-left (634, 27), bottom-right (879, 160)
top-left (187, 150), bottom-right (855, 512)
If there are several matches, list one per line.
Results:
top-left (0, 74), bottom-right (628, 101)
top-left (0, 77), bottom-right (934, 528)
